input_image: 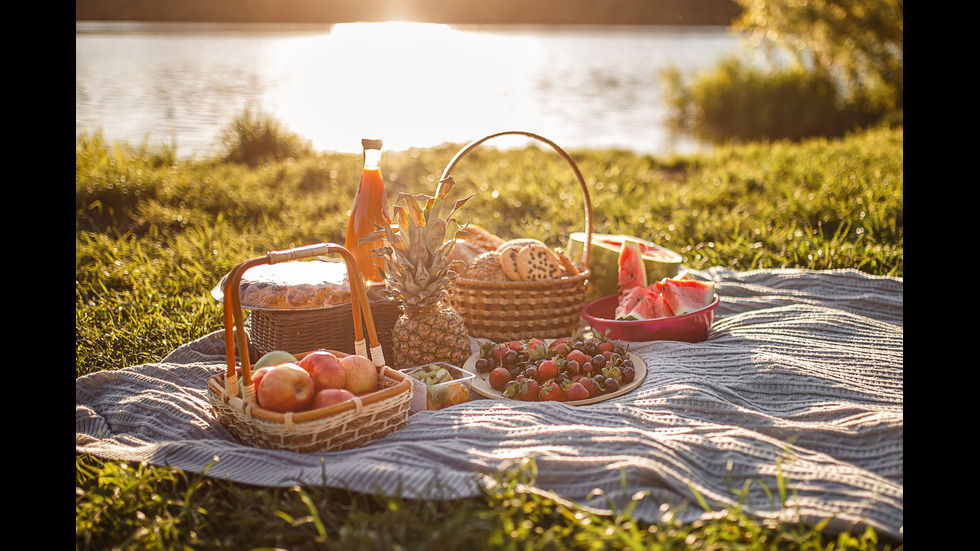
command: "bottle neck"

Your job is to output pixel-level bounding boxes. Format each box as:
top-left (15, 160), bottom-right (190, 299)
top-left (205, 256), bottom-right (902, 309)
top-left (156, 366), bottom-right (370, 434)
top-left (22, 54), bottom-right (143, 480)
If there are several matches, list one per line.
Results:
top-left (363, 148), bottom-right (382, 170)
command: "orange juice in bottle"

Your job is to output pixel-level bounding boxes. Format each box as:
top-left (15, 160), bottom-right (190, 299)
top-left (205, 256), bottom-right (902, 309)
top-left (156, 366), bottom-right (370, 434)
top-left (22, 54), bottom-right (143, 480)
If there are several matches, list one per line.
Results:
top-left (345, 139), bottom-right (390, 286)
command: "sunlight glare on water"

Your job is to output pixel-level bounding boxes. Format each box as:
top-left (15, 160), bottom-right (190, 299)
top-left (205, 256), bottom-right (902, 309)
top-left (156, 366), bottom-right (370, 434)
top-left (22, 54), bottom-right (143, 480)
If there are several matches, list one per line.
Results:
top-left (75, 21), bottom-right (747, 157)
top-left (269, 22), bottom-right (543, 152)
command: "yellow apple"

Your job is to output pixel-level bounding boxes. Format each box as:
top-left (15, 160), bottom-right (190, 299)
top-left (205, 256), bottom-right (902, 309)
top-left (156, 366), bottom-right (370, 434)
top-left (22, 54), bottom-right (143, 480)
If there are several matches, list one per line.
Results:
top-left (339, 354), bottom-right (378, 395)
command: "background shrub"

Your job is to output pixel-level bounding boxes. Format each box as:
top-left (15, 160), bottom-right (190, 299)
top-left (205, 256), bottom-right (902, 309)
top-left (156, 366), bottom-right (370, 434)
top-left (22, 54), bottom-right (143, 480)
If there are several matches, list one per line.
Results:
top-left (663, 0), bottom-right (902, 143)
top-left (218, 107), bottom-right (314, 166)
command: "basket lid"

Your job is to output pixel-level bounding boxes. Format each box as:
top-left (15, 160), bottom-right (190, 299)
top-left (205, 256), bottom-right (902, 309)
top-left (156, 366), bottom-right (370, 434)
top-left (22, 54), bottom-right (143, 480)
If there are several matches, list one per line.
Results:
top-left (211, 259), bottom-right (352, 310)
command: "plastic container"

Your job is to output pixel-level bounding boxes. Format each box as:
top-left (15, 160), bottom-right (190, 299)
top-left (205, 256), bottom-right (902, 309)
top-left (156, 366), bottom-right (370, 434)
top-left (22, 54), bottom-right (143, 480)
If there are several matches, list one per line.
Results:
top-left (581, 294), bottom-right (720, 343)
top-left (400, 362), bottom-right (476, 412)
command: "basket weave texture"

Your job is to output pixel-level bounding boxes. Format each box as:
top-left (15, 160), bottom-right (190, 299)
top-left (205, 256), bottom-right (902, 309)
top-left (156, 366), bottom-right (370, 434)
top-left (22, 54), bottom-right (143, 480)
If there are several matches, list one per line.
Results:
top-left (207, 243), bottom-right (412, 453)
top-left (246, 294), bottom-right (401, 360)
top-left (443, 131), bottom-right (593, 341)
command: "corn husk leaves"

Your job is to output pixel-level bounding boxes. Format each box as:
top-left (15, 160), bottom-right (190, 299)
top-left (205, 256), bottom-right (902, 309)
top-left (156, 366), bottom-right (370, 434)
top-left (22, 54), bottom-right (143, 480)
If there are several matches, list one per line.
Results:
top-left (358, 176), bottom-right (474, 310)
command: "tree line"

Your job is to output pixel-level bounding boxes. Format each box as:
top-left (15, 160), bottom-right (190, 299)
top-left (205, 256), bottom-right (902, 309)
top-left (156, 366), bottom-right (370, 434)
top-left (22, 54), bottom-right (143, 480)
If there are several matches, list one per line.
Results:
top-left (76, 0), bottom-right (742, 26)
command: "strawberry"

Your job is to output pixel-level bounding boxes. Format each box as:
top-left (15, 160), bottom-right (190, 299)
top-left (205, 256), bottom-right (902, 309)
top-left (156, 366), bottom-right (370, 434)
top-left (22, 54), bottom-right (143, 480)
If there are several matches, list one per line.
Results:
top-left (508, 340), bottom-right (524, 352)
top-left (566, 349), bottom-right (590, 365)
top-left (527, 338), bottom-right (550, 360)
top-left (539, 380), bottom-right (566, 402)
top-left (565, 381), bottom-right (590, 401)
top-left (515, 378), bottom-right (541, 401)
top-left (578, 377), bottom-right (598, 398)
top-left (548, 337), bottom-right (574, 357)
top-left (537, 359), bottom-right (558, 381)
top-left (488, 366), bottom-right (512, 391)
top-left (596, 340), bottom-right (616, 355)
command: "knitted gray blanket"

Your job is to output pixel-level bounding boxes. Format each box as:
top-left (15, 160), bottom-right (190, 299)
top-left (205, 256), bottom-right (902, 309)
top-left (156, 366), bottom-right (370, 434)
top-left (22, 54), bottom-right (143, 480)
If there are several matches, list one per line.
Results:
top-left (76, 267), bottom-right (903, 542)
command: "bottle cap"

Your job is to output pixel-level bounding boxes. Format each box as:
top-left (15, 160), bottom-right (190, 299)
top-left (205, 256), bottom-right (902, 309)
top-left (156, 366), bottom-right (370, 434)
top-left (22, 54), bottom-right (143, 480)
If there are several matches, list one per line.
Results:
top-left (362, 139), bottom-right (383, 150)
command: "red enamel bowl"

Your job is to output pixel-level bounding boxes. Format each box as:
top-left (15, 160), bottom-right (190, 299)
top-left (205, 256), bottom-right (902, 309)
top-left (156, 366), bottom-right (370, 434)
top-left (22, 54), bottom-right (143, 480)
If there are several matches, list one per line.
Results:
top-left (581, 294), bottom-right (720, 343)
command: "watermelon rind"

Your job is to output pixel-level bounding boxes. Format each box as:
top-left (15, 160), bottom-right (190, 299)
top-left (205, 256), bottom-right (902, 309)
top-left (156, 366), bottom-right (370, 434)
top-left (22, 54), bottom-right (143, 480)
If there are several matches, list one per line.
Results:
top-left (568, 232), bottom-right (682, 302)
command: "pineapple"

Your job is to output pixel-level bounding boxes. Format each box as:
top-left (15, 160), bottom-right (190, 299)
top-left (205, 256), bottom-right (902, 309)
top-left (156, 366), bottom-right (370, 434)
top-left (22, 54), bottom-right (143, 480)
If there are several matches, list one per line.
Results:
top-left (362, 177), bottom-right (475, 369)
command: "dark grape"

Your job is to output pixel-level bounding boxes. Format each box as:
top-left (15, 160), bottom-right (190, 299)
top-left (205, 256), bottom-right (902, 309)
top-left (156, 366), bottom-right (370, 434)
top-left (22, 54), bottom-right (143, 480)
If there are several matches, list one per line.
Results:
top-left (475, 358), bottom-right (490, 373)
top-left (565, 360), bottom-right (580, 376)
top-left (622, 366), bottom-right (635, 383)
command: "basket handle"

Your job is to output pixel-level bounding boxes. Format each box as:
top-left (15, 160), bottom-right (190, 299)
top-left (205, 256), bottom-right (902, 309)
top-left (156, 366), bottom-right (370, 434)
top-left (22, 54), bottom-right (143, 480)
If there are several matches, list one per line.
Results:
top-left (221, 243), bottom-right (386, 400)
top-left (440, 130), bottom-right (593, 271)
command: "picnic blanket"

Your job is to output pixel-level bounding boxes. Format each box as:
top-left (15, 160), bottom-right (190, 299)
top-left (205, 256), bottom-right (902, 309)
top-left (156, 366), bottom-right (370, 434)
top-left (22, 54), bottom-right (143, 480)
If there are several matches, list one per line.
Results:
top-left (76, 267), bottom-right (904, 542)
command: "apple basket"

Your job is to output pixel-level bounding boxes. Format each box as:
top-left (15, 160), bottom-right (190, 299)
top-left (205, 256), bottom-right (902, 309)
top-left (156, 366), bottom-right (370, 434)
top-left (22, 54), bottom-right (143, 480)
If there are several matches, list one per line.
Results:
top-left (207, 243), bottom-right (413, 453)
top-left (443, 131), bottom-right (593, 341)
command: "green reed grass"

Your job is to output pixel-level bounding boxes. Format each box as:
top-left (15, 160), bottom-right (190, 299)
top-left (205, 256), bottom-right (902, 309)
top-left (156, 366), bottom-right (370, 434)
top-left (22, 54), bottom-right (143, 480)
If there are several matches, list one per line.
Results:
top-left (76, 122), bottom-right (902, 550)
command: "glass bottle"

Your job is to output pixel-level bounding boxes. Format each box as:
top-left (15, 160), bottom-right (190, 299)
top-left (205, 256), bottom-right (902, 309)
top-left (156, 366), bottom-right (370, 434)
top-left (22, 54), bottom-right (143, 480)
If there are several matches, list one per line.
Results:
top-left (345, 138), bottom-right (390, 286)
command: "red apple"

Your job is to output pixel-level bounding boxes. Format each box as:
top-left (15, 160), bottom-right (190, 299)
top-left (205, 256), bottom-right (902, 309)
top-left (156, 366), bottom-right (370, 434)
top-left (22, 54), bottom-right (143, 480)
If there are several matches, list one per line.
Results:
top-left (239, 365), bottom-right (275, 399)
top-left (298, 350), bottom-right (346, 391)
top-left (251, 365), bottom-right (275, 389)
top-left (339, 354), bottom-right (378, 395)
top-left (256, 362), bottom-right (315, 413)
top-left (310, 388), bottom-right (356, 410)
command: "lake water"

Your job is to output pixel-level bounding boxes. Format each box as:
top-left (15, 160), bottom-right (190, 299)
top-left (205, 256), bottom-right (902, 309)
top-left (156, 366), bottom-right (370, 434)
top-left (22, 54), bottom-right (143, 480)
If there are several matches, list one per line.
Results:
top-left (75, 21), bottom-right (751, 158)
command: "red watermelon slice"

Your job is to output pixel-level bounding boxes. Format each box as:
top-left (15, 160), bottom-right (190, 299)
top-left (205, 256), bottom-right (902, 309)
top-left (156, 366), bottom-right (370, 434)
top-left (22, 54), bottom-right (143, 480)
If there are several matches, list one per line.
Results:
top-left (656, 278), bottom-right (716, 315)
top-left (615, 283), bottom-right (676, 320)
top-left (619, 293), bottom-right (657, 320)
top-left (617, 239), bottom-right (647, 296)
top-left (615, 285), bottom-right (649, 318)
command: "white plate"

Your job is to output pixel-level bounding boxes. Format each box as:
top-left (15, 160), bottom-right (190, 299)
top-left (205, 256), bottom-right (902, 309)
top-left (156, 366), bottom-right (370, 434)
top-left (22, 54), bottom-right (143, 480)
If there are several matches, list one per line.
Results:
top-left (463, 345), bottom-right (647, 406)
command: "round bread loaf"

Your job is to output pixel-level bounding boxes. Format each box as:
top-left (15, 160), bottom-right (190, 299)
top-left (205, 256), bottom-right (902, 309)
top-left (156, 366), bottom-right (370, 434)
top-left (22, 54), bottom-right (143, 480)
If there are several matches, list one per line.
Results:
top-left (459, 224), bottom-right (505, 251)
top-left (466, 251), bottom-right (509, 281)
top-left (553, 248), bottom-right (580, 276)
top-left (496, 238), bottom-right (545, 281)
top-left (448, 240), bottom-right (486, 277)
top-left (516, 243), bottom-right (564, 281)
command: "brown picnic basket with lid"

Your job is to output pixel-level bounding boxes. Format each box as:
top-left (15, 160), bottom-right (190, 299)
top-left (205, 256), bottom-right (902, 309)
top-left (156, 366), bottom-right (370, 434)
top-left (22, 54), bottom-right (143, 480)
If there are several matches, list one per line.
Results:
top-left (442, 131), bottom-right (594, 341)
top-left (207, 242), bottom-right (412, 453)
top-left (238, 265), bottom-right (402, 362)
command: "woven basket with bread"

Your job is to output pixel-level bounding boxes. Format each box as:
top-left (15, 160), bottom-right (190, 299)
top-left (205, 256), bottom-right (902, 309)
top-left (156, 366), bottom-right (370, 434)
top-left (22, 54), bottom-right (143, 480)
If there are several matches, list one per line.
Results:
top-left (441, 131), bottom-right (593, 341)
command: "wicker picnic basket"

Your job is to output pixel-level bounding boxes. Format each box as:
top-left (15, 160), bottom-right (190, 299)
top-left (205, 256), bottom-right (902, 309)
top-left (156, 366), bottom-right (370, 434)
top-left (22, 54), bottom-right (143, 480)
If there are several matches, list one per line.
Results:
top-left (246, 291), bottom-right (401, 361)
top-left (207, 243), bottom-right (412, 453)
top-left (442, 131), bottom-right (594, 341)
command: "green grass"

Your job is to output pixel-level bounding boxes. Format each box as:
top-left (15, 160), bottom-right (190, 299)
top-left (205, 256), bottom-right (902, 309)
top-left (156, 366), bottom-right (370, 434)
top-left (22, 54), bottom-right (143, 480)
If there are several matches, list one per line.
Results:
top-left (76, 123), bottom-right (903, 550)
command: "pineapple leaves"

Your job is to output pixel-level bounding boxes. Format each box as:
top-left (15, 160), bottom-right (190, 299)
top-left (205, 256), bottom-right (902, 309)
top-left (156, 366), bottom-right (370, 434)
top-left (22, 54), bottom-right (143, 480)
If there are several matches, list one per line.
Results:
top-left (449, 194), bottom-right (474, 223)
top-left (398, 192), bottom-right (427, 228)
top-left (435, 175), bottom-right (456, 200)
top-left (367, 175), bottom-right (472, 308)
